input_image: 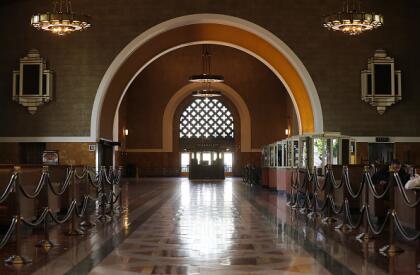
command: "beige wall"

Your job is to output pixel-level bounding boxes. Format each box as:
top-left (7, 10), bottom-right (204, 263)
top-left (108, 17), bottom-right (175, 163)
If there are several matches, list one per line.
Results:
top-left (45, 143), bottom-right (96, 166)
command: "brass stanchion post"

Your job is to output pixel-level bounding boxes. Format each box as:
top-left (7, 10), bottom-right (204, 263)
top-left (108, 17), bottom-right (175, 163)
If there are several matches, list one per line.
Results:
top-left (291, 169), bottom-right (299, 209)
top-left (335, 166), bottom-right (352, 232)
top-left (287, 168), bottom-right (294, 207)
top-left (80, 167), bottom-right (95, 228)
top-left (357, 165), bottom-right (374, 242)
top-left (114, 166), bottom-right (123, 214)
top-left (97, 166), bottom-right (111, 223)
top-left (36, 166), bottom-right (56, 249)
top-left (308, 167), bottom-right (321, 219)
top-left (66, 166), bottom-right (84, 236)
top-left (322, 165), bottom-right (337, 225)
top-left (5, 166), bottom-right (32, 265)
top-left (379, 168), bottom-right (403, 256)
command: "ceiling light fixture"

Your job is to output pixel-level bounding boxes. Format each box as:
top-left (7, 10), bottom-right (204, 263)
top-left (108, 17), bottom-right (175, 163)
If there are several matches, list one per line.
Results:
top-left (190, 45), bottom-right (224, 98)
top-left (31, 0), bottom-right (91, 36)
top-left (323, 0), bottom-right (383, 35)
top-left (189, 45), bottom-right (224, 83)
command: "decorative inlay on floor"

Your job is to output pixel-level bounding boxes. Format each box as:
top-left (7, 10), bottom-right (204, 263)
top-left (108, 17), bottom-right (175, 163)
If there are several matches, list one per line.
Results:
top-left (90, 181), bottom-right (330, 275)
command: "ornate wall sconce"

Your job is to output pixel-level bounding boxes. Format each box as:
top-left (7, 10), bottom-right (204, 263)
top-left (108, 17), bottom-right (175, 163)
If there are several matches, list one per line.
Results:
top-left (361, 49), bottom-right (402, 114)
top-left (13, 49), bottom-right (53, 114)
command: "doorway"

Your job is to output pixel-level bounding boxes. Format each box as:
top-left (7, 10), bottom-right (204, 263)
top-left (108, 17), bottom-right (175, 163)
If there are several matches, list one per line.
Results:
top-left (368, 143), bottom-right (394, 164)
top-left (180, 152), bottom-right (233, 177)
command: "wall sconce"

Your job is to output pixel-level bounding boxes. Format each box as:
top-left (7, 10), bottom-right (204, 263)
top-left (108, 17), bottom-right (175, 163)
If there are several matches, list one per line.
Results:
top-left (285, 128), bottom-right (290, 136)
top-left (123, 129), bottom-right (129, 136)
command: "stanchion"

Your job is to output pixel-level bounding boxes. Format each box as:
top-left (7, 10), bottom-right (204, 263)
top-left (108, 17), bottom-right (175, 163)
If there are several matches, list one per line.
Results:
top-left (379, 168), bottom-right (403, 256)
top-left (113, 166), bottom-right (124, 214)
top-left (308, 167), bottom-right (321, 219)
top-left (335, 166), bottom-right (353, 233)
top-left (36, 166), bottom-right (56, 249)
top-left (357, 165), bottom-right (375, 242)
top-left (4, 166), bottom-right (32, 265)
top-left (322, 166), bottom-right (337, 225)
top-left (97, 166), bottom-right (111, 223)
top-left (66, 166), bottom-right (84, 236)
top-left (287, 168), bottom-right (298, 208)
top-left (79, 167), bottom-right (95, 228)
top-left (299, 168), bottom-right (311, 215)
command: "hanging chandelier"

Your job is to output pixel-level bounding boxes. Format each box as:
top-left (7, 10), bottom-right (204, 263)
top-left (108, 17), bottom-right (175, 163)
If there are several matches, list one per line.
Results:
top-left (189, 45), bottom-right (224, 83)
top-left (31, 0), bottom-right (91, 36)
top-left (190, 45), bottom-right (224, 97)
top-left (192, 83), bottom-right (222, 98)
top-left (323, 0), bottom-right (383, 35)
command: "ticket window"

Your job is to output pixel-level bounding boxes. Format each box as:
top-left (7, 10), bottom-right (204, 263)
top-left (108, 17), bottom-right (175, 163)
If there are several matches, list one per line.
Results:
top-left (313, 138), bottom-right (328, 169)
top-left (277, 143), bottom-right (283, 167)
top-left (283, 143), bottom-right (288, 167)
top-left (300, 138), bottom-right (308, 168)
top-left (293, 140), bottom-right (299, 167)
top-left (332, 138), bottom-right (339, 165)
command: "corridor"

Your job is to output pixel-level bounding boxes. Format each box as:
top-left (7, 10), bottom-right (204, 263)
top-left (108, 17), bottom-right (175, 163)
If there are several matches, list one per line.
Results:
top-left (90, 179), bottom-right (332, 274)
top-left (24, 178), bottom-right (408, 275)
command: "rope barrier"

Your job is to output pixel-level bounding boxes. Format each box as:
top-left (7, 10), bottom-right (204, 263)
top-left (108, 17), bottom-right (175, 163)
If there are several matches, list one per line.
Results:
top-left (0, 173), bottom-right (17, 204)
top-left (0, 164), bottom-right (124, 266)
top-left (394, 173), bottom-right (420, 208)
top-left (0, 217), bottom-right (17, 250)
top-left (262, 162), bottom-right (420, 257)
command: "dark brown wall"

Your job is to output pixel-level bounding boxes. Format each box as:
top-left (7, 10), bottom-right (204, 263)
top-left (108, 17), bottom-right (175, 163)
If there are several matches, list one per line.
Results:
top-left (0, 1), bottom-right (419, 138)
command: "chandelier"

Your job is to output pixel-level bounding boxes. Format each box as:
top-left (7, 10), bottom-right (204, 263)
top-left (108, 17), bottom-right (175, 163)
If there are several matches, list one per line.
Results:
top-left (31, 0), bottom-right (91, 36)
top-left (192, 84), bottom-right (222, 98)
top-left (190, 45), bottom-right (224, 97)
top-left (323, 0), bottom-right (383, 35)
top-left (189, 45), bottom-right (224, 83)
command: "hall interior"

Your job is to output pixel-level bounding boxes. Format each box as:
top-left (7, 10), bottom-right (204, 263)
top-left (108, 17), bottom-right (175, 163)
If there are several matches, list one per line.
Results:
top-left (1, 0), bottom-right (420, 274)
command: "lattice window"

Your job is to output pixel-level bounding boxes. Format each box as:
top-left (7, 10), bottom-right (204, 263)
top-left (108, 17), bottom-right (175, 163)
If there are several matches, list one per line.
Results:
top-left (179, 98), bottom-right (234, 139)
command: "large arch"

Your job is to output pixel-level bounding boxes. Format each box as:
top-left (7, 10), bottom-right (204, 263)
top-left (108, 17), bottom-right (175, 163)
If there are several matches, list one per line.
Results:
top-left (162, 82), bottom-right (255, 152)
top-left (92, 14), bottom-right (324, 141)
top-left (115, 82), bottom-right (254, 152)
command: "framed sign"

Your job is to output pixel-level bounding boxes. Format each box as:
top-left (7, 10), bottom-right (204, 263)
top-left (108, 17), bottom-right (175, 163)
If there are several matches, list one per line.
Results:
top-left (42, 150), bottom-right (59, 165)
top-left (88, 144), bottom-right (96, 152)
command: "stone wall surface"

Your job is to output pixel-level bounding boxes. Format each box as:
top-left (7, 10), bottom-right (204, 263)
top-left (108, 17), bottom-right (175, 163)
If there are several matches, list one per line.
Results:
top-left (0, 0), bottom-right (418, 138)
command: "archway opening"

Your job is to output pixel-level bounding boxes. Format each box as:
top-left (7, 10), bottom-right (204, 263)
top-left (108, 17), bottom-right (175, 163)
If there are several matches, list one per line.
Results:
top-left (92, 14), bottom-right (323, 144)
top-left (116, 43), bottom-right (299, 176)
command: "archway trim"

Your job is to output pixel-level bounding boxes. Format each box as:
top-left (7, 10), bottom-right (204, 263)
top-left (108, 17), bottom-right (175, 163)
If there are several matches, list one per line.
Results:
top-left (92, 14), bottom-right (324, 140)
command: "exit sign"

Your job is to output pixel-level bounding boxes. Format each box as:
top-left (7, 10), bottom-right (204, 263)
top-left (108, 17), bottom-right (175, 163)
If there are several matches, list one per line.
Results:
top-left (376, 137), bottom-right (390, 143)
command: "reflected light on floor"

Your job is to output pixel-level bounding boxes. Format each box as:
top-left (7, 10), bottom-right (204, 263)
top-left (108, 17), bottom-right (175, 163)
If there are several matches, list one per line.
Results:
top-left (179, 181), bottom-right (234, 259)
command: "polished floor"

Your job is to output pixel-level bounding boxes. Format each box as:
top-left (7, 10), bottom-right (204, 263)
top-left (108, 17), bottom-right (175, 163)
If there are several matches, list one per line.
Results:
top-left (1, 178), bottom-right (419, 274)
top-left (90, 179), bottom-right (330, 275)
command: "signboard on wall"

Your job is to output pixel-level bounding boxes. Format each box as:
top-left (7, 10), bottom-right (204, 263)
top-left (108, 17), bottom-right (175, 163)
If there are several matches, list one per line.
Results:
top-left (88, 144), bottom-right (96, 152)
top-left (42, 150), bottom-right (59, 165)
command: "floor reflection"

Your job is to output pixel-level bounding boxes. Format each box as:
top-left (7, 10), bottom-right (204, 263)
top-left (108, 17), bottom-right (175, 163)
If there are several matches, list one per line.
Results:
top-left (90, 179), bottom-right (331, 275)
top-left (178, 181), bottom-right (234, 259)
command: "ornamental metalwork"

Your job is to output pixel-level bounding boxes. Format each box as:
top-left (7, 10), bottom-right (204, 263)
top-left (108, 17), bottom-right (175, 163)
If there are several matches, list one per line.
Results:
top-left (179, 98), bottom-right (234, 139)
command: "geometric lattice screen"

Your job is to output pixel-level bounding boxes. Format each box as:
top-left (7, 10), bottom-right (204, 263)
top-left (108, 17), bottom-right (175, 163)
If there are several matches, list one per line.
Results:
top-left (179, 98), bottom-right (234, 139)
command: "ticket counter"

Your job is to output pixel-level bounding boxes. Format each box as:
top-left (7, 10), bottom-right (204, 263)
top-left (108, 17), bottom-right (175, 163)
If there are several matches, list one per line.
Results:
top-left (261, 133), bottom-right (356, 192)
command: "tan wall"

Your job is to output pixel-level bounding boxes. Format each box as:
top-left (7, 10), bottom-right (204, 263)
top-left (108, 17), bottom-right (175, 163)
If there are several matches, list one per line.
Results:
top-left (45, 143), bottom-right (96, 166)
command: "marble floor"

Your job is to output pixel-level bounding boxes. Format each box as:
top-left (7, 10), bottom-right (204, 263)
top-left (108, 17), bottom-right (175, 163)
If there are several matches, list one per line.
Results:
top-left (90, 179), bottom-right (331, 275)
top-left (1, 177), bottom-right (419, 274)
